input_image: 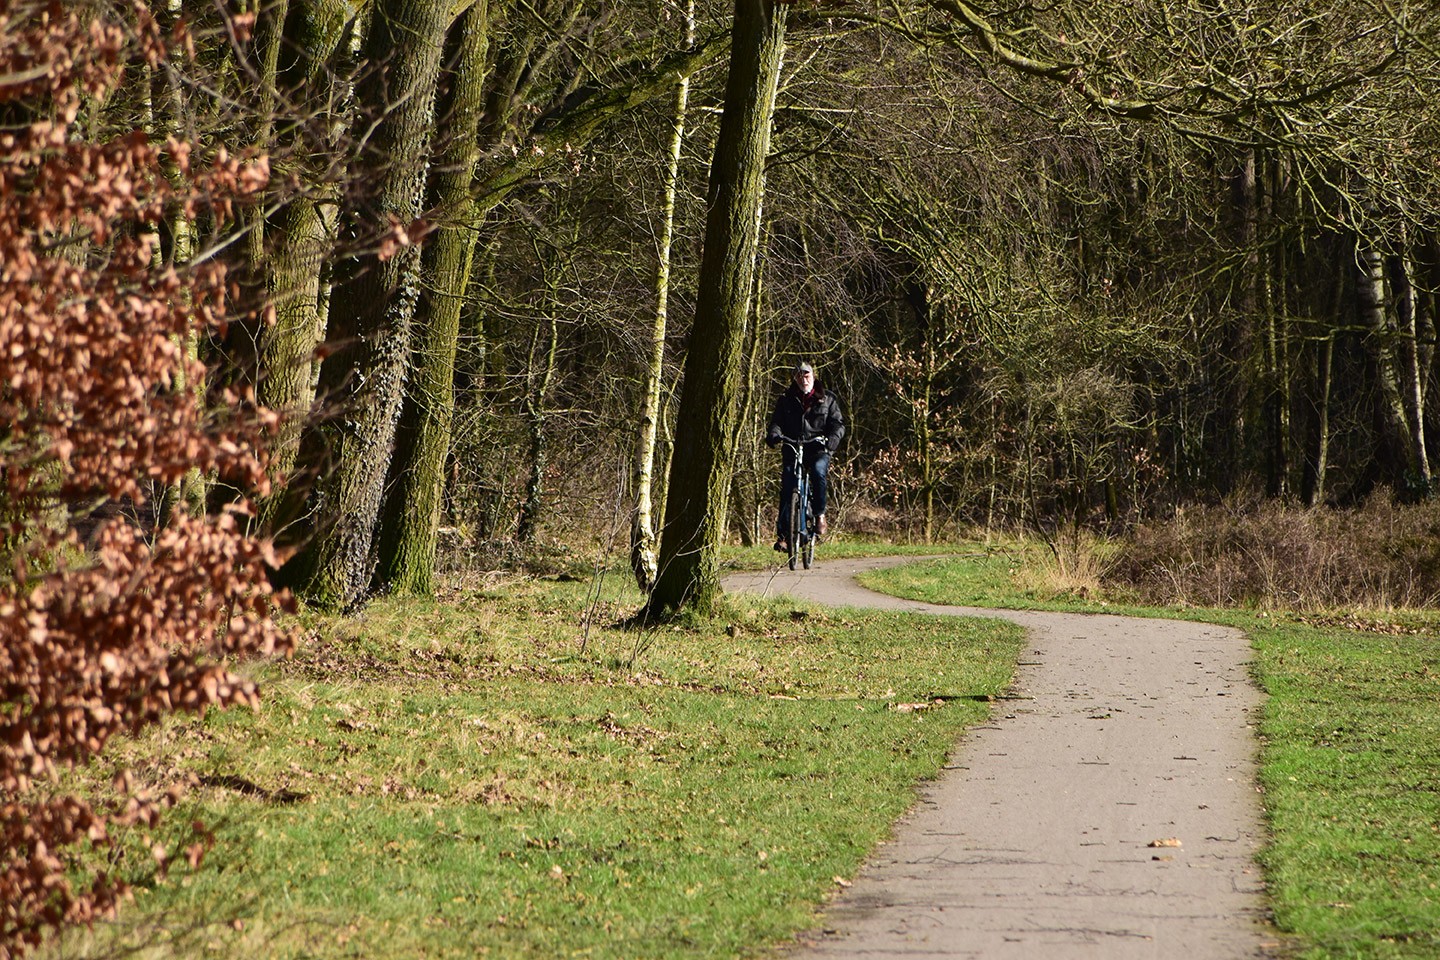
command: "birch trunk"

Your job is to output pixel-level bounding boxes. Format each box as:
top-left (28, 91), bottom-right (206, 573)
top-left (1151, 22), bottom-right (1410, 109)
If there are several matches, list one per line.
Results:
top-left (631, 0), bottom-right (694, 591)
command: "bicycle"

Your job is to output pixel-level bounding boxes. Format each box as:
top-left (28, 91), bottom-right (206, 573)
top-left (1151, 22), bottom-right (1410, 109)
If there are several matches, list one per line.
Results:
top-left (777, 435), bottom-right (828, 570)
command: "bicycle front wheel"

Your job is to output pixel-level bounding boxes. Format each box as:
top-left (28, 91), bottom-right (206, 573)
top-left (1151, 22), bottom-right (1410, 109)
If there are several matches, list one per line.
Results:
top-left (802, 501), bottom-right (815, 569)
top-left (787, 489), bottom-right (802, 571)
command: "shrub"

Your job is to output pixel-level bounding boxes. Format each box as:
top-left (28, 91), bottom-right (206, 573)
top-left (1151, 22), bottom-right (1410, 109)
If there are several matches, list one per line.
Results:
top-left (1106, 494), bottom-right (1440, 610)
top-left (0, 5), bottom-right (291, 956)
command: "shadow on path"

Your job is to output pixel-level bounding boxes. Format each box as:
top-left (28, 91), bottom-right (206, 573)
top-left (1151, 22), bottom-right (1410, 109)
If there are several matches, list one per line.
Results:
top-left (723, 557), bottom-right (1277, 959)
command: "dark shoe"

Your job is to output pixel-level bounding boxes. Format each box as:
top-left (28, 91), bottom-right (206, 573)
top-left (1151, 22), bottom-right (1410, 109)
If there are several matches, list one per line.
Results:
top-left (773, 539), bottom-right (789, 553)
top-left (817, 515), bottom-right (828, 538)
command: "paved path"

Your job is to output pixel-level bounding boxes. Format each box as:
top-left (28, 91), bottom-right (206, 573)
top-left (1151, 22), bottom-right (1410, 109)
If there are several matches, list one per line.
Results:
top-left (723, 558), bottom-right (1274, 959)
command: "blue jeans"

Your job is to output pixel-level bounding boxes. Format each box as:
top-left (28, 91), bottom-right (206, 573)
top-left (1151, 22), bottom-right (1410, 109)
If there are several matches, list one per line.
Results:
top-left (777, 451), bottom-right (829, 540)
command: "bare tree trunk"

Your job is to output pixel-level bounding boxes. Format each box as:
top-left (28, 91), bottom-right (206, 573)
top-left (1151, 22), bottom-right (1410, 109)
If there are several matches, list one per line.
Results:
top-left (373, 1), bottom-right (491, 595)
top-left (646, 0), bottom-right (788, 617)
top-left (1220, 150), bottom-right (1260, 493)
top-left (517, 313), bottom-right (559, 544)
top-left (729, 216), bottom-right (768, 549)
top-left (1391, 244), bottom-right (1432, 491)
top-left (254, 1), bottom-right (348, 531)
top-left (1260, 156), bottom-right (1290, 499)
top-left (287, 0), bottom-right (450, 609)
top-left (631, 0), bottom-right (693, 591)
top-left (1306, 333), bottom-right (1334, 506)
top-left (145, 17), bottom-right (205, 525)
top-left (1358, 241), bottom-right (1426, 495)
top-left (920, 311), bottom-right (936, 543)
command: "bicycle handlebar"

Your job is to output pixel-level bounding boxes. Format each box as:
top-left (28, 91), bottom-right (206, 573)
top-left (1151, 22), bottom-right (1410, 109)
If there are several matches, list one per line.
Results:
top-left (776, 435), bottom-right (828, 446)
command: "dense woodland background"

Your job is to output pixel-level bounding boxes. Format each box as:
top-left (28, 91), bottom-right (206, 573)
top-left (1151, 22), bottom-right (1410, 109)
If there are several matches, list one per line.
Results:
top-left (202, 0), bottom-right (1440, 605)
top-left (32, 1), bottom-right (1440, 600)
top-left (7, 0), bottom-right (1440, 952)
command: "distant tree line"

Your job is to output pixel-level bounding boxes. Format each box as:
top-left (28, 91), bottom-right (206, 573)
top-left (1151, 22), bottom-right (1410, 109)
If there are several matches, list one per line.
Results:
top-left (220, 0), bottom-right (1440, 612)
top-left (10, 1), bottom-right (1440, 603)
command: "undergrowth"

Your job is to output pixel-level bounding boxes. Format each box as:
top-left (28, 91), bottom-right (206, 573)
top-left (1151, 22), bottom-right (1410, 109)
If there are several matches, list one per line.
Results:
top-left (1106, 494), bottom-right (1440, 610)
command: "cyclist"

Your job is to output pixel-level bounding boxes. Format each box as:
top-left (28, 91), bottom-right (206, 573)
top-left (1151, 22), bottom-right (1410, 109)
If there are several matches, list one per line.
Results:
top-left (765, 360), bottom-right (846, 553)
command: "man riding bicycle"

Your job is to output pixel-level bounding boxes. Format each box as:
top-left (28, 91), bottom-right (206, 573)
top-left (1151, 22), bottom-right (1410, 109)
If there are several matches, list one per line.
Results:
top-left (765, 360), bottom-right (846, 553)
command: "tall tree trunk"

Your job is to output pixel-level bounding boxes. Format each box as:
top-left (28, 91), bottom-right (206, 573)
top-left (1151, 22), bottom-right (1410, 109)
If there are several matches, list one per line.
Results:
top-left (255, 1), bottom-right (348, 530)
top-left (516, 313), bottom-right (559, 545)
top-left (1419, 229), bottom-right (1440, 465)
top-left (920, 306), bottom-right (937, 543)
top-left (286, 0), bottom-right (450, 609)
top-left (1225, 150), bottom-right (1260, 493)
top-left (1357, 241), bottom-right (1425, 495)
top-left (728, 215), bottom-right (769, 549)
top-left (1259, 156), bottom-right (1290, 499)
top-left (631, 0), bottom-right (694, 592)
top-left (1303, 332), bottom-right (1334, 507)
top-left (1390, 245), bottom-right (1432, 492)
top-left (372, 1), bottom-right (491, 596)
top-left (260, 199), bottom-right (330, 482)
top-left (645, 0), bottom-right (788, 617)
top-left (146, 15), bottom-right (205, 524)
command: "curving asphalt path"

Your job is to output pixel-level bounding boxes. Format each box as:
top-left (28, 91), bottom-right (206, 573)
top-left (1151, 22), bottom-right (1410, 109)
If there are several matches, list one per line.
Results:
top-left (722, 557), bottom-right (1275, 959)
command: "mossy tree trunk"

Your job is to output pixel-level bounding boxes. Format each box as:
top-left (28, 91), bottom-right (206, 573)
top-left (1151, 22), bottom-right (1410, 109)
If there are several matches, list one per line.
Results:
top-left (372, 1), bottom-right (491, 596)
top-left (645, 0), bottom-right (788, 618)
top-left (254, 0), bottom-right (351, 532)
top-left (288, 0), bottom-right (450, 609)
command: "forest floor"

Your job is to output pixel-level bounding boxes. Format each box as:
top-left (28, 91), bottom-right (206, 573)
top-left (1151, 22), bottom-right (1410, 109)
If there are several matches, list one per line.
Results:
top-left (724, 557), bottom-right (1280, 959)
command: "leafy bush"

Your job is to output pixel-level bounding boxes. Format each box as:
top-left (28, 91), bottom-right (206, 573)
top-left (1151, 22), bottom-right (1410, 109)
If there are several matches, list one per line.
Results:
top-left (1106, 494), bottom-right (1440, 609)
top-left (0, 5), bottom-right (291, 956)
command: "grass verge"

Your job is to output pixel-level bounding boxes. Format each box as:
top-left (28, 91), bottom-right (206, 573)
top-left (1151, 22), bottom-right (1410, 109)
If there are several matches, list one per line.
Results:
top-left (861, 549), bottom-right (1440, 960)
top-left (45, 571), bottom-right (1024, 960)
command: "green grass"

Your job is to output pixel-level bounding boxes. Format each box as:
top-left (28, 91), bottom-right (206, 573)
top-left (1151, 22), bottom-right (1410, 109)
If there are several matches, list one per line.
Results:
top-left (46, 572), bottom-right (1024, 960)
top-left (1253, 618), bottom-right (1440, 959)
top-left (861, 547), bottom-right (1440, 960)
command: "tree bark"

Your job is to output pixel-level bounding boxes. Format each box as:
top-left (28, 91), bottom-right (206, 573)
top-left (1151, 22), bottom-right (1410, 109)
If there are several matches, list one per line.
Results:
top-left (645, 0), bottom-right (787, 617)
top-left (372, 1), bottom-right (491, 596)
top-left (287, 0), bottom-right (450, 609)
top-left (1357, 241), bottom-right (1426, 496)
top-left (516, 312), bottom-right (559, 545)
top-left (1390, 245), bottom-right (1432, 492)
top-left (254, 1), bottom-right (348, 531)
top-left (631, 0), bottom-right (694, 592)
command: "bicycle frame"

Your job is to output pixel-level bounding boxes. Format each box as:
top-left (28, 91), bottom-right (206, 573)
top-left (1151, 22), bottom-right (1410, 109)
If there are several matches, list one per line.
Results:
top-left (779, 436), bottom-right (824, 569)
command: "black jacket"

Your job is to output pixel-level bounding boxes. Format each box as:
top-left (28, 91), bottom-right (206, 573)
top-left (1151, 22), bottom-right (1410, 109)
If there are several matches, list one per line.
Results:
top-left (766, 382), bottom-right (845, 453)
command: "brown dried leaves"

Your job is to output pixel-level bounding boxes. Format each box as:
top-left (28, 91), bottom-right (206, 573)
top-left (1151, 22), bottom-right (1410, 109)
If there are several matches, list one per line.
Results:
top-left (1, 4), bottom-right (287, 955)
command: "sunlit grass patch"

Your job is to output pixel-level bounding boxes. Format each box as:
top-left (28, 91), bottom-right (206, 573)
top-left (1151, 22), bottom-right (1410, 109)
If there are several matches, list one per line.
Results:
top-left (47, 574), bottom-right (1023, 960)
top-left (1251, 621), bottom-right (1440, 960)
